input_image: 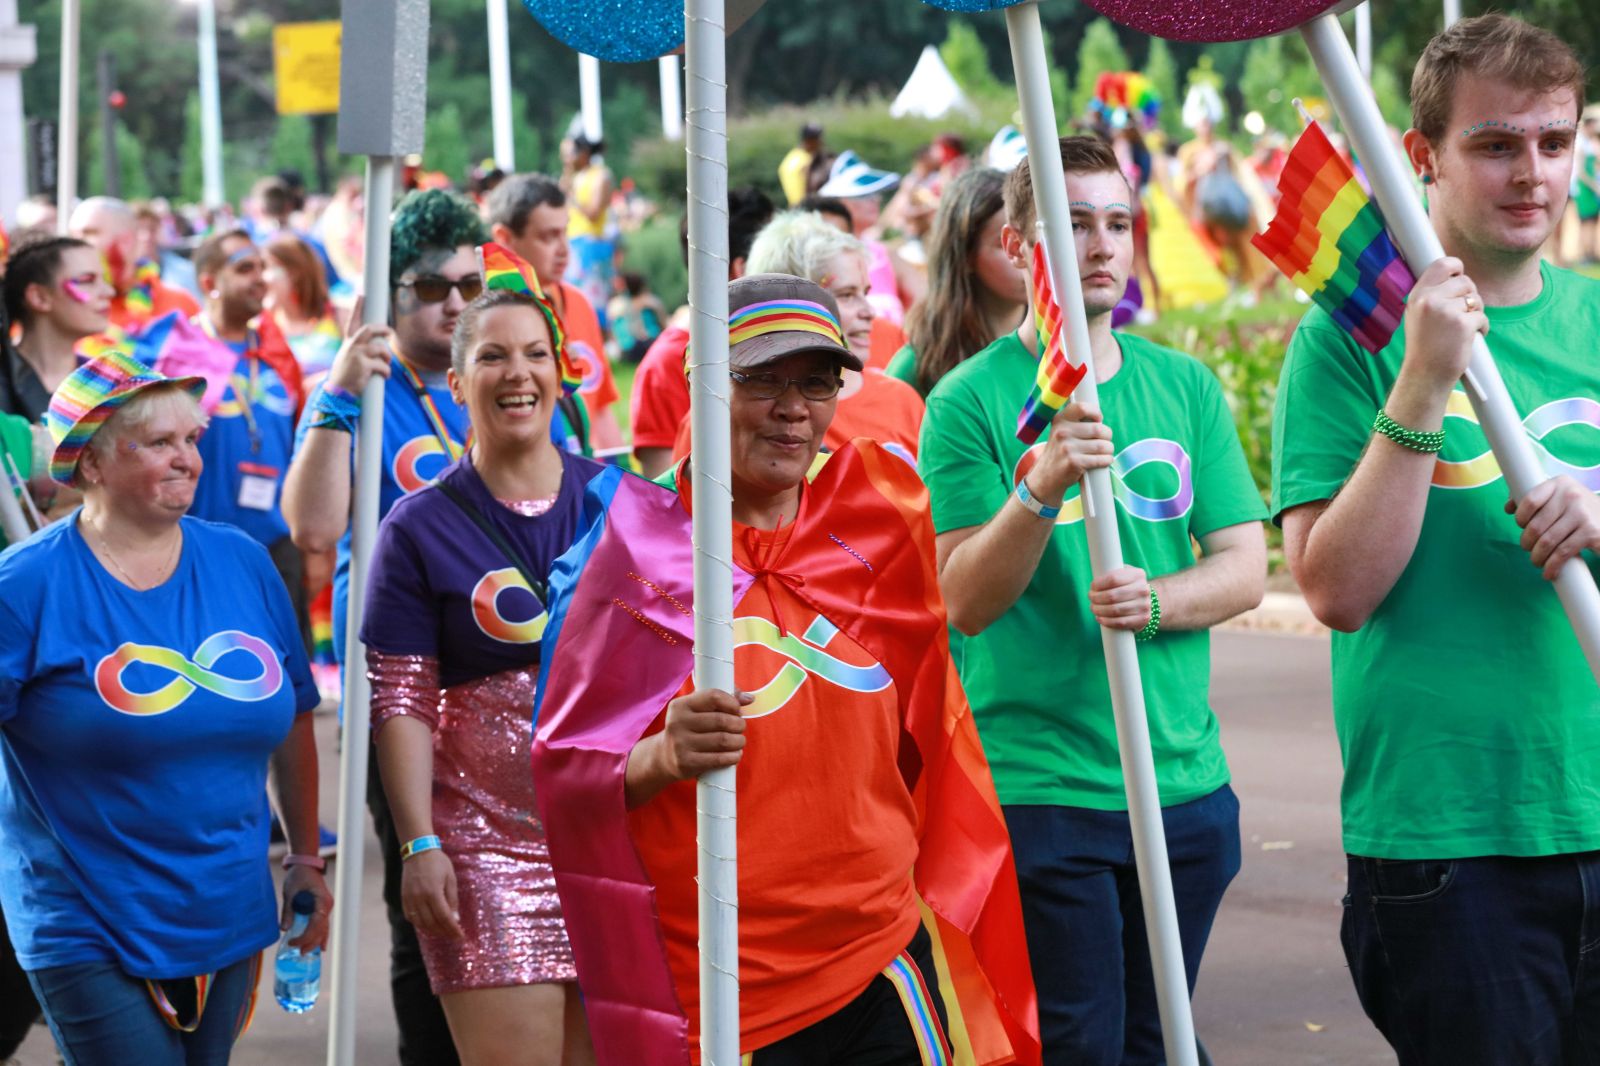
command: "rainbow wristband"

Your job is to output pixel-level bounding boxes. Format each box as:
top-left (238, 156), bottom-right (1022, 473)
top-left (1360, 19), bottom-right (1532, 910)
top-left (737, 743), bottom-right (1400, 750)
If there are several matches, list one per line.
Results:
top-left (321, 382), bottom-right (362, 407)
top-left (399, 835), bottom-right (442, 861)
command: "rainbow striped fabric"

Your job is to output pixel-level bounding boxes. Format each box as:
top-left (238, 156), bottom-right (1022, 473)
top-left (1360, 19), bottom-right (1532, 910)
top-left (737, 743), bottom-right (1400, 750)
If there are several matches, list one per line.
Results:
top-left (728, 298), bottom-right (846, 350)
top-left (45, 342), bottom-right (206, 485)
top-left (1016, 238), bottom-right (1087, 445)
top-left (1251, 122), bottom-right (1415, 354)
top-left (476, 242), bottom-right (582, 394)
top-left (122, 258), bottom-right (161, 320)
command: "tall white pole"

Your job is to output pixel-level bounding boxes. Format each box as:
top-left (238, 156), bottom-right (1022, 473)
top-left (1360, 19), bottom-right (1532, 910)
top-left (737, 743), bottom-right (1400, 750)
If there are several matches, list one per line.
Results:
top-left (486, 0), bottom-right (514, 170)
top-left (1004, 4), bottom-right (1198, 1064)
top-left (196, 0), bottom-right (224, 207)
top-left (1300, 13), bottom-right (1600, 683)
top-left (326, 155), bottom-right (393, 1066)
top-left (1354, 2), bottom-right (1372, 80)
top-left (579, 52), bottom-right (602, 143)
top-left (685, 0), bottom-right (737, 1060)
top-left (659, 54), bottom-right (684, 142)
top-left (1443, 0), bottom-right (1461, 27)
top-left (55, 0), bottom-right (78, 231)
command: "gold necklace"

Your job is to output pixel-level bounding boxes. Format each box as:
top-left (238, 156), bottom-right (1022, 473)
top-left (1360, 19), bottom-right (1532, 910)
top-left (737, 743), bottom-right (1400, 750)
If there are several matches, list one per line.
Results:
top-left (87, 518), bottom-right (181, 591)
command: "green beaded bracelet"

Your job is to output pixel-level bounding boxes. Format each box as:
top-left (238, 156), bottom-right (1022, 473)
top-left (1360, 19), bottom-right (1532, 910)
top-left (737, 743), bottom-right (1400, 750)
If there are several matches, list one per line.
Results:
top-left (1374, 410), bottom-right (1446, 454)
top-left (1136, 586), bottom-right (1161, 642)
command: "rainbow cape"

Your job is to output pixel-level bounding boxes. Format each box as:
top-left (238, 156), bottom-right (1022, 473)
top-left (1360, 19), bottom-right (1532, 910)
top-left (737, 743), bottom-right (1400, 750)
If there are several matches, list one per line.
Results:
top-left (531, 442), bottom-right (1040, 1066)
top-left (1251, 122), bottom-right (1415, 353)
top-left (1016, 239), bottom-right (1086, 445)
top-left (476, 241), bottom-right (582, 394)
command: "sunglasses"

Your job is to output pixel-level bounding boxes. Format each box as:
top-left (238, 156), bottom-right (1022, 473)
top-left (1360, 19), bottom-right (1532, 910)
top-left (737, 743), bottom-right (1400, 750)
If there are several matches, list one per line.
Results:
top-left (397, 275), bottom-right (484, 304)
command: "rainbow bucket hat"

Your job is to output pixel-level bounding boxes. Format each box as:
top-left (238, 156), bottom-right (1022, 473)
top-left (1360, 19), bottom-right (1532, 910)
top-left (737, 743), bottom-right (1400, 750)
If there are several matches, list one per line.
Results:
top-left (45, 344), bottom-right (206, 485)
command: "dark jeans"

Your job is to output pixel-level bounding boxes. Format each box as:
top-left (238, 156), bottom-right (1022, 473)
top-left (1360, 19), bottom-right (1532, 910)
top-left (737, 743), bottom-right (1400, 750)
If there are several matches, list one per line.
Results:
top-left (367, 743), bottom-right (460, 1066)
top-left (750, 924), bottom-right (949, 1065)
top-left (1343, 851), bottom-right (1600, 1065)
top-left (1004, 785), bottom-right (1241, 1066)
top-left (26, 953), bottom-right (258, 1066)
top-left (0, 909), bottom-right (40, 1057)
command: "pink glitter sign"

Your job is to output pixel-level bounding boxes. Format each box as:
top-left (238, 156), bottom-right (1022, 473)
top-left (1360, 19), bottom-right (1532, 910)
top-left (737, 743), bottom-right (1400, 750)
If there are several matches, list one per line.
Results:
top-left (1083, 0), bottom-right (1361, 42)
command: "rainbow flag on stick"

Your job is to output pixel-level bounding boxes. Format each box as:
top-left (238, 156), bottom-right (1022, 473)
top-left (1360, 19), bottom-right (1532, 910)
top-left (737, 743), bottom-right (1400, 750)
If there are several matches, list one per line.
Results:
top-left (476, 241), bottom-right (583, 394)
top-left (1016, 237), bottom-right (1087, 445)
top-left (1252, 121), bottom-right (1415, 354)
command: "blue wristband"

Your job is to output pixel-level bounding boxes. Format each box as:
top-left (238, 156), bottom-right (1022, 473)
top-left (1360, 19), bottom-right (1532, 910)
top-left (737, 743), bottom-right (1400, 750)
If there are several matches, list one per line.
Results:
top-left (399, 834), bottom-right (442, 861)
top-left (322, 382), bottom-right (362, 407)
top-left (1015, 476), bottom-right (1062, 520)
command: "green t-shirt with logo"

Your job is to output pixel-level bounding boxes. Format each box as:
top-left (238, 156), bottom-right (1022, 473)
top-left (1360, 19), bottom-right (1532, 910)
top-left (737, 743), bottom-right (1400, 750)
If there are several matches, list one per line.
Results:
top-left (1271, 260), bottom-right (1600, 859)
top-left (921, 330), bottom-right (1266, 809)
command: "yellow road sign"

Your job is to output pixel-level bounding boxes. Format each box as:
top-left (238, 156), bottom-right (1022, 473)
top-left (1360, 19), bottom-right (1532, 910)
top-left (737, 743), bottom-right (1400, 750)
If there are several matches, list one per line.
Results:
top-left (273, 21), bottom-right (341, 116)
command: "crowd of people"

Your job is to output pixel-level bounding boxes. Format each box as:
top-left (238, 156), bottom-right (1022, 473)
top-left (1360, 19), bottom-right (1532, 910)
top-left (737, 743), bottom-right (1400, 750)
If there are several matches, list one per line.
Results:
top-left (1, 11), bottom-right (1600, 1066)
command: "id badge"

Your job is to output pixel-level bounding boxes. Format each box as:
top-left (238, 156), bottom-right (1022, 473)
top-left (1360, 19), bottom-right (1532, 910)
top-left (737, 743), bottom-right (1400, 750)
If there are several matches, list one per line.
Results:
top-left (237, 461), bottom-right (280, 511)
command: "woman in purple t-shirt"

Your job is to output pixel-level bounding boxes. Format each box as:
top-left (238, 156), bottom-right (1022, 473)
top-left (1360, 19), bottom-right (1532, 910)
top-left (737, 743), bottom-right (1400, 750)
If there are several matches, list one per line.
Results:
top-left (364, 287), bottom-right (602, 1064)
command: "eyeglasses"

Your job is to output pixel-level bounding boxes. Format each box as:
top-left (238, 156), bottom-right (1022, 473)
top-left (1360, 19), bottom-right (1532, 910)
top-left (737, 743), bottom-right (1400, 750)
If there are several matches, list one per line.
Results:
top-left (396, 275), bottom-right (484, 304)
top-left (729, 369), bottom-right (842, 401)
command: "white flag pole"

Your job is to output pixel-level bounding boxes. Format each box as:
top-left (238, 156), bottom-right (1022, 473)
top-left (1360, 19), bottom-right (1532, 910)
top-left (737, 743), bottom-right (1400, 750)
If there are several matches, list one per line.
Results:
top-left (579, 52), bottom-right (603, 144)
top-left (660, 54), bottom-right (685, 142)
top-left (685, 0), bottom-right (738, 1060)
top-left (1354, 2), bottom-right (1372, 80)
top-left (486, 0), bottom-right (515, 170)
top-left (1300, 12), bottom-right (1600, 684)
top-left (1004, 4), bottom-right (1198, 1063)
top-left (55, 0), bottom-right (78, 230)
top-left (1443, 0), bottom-right (1461, 27)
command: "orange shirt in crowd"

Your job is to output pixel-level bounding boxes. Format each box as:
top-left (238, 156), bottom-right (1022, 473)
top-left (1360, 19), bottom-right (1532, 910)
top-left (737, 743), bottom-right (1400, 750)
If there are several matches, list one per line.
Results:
top-left (629, 323), bottom-right (691, 453)
top-left (109, 282), bottom-right (199, 333)
top-left (866, 316), bottom-right (906, 372)
top-left (628, 511), bottom-right (921, 1054)
top-left (554, 281), bottom-right (620, 414)
top-left (672, 370), bottom-right (925, 467)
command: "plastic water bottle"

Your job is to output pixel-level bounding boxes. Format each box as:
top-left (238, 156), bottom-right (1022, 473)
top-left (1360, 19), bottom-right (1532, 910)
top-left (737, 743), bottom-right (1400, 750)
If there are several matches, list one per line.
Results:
top-left (274, 891), bottom-right (321, 1013)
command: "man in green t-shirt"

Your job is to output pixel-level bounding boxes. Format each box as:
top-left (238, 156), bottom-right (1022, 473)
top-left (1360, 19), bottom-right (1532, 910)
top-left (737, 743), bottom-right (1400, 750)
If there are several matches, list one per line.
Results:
top-left (1271, 15), bottom-right (1600, 1064)
top-left (921, 136), bottom-right (1266, 1066)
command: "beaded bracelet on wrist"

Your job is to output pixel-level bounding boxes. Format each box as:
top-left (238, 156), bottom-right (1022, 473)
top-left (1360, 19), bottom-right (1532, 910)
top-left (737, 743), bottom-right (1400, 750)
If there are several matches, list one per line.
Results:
top-left (1373, 410), bottom-right (1446, 454)
top-left (1136, 586), bottom-right (1161, 642)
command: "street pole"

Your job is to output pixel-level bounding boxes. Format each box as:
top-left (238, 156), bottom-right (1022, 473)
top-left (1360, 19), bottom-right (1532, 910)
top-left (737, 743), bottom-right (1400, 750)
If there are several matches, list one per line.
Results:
top-left (486, 0), bottom-right (514, 170)
top-left (96, 49), bottom-right (118, 199)
top-left (196, 0), bottom-right (224, 207)
top-left (1300, 11), bottom-right (1600, 684)
top-left (579, 52), bottom-right (602, 144)
top-left (659, 53), bottom-right (683, 142)
top-left (1443, 0), bottom-right (1461, 27)
top-left (685, 0), bottom-right (737, 1061)
top-left (55, 0), bottom-right (78, 230)
top-left (1004, 3), bottom-right (1198, 1063)
top-left (1354, 2), bottom-right (1371, 80)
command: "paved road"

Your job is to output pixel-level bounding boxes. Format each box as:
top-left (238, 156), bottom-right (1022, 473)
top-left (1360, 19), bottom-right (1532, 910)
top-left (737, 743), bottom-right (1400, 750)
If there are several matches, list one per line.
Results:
top-left (15, 629), bottom-right (1396, 1065)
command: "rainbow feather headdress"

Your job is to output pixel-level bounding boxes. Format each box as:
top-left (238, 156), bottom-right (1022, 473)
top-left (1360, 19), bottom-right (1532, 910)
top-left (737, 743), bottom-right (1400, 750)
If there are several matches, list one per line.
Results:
top-left (476, 242), bottom-right (582, 394)
top-left (1251, 121), bottom-right (1415, 353)
top-left (1016, 238), bottom-right (1087, 445)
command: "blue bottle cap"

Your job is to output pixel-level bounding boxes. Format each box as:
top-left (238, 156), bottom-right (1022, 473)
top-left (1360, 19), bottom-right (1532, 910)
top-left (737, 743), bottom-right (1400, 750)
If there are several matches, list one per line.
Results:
top-left (291, 890), bottom-right (317, 916)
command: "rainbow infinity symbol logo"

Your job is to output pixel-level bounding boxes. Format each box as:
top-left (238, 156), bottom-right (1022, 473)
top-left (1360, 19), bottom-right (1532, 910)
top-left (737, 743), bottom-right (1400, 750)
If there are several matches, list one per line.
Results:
top-left (567, 340), bottom-right (606, 395)
top-left (735, 613), bottom-right (891, 719)
top-left (392, 435), bottom-right (452, 494)
top-left (472, 568), bottom-right (549, 644)
top-left (1013, 437), bottom-right (1194, 526)
top-left (1433, 391), bottom-right (1600, 491)
top-left (95, 630), bottom-right (283, 716)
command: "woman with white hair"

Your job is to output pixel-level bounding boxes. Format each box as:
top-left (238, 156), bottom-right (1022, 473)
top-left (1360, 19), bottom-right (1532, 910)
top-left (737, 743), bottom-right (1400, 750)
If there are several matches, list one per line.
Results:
top-left (0, 348), bottom-right (328, 1063)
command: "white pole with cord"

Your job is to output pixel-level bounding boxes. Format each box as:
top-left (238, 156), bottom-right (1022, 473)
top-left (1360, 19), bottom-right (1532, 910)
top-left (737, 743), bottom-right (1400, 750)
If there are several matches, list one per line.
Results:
top-left (1004, 4), bottom-right (1199, 1063)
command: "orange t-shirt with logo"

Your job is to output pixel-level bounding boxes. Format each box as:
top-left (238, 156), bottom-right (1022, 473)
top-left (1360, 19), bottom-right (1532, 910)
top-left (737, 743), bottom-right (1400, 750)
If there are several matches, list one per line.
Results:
top-left (109, 282), bottom-right (199, 333)
top-left (628, 510), bottom-right (921, 1055)
top-left (669, 370), bottom-right (925, 470)
top-left (554, 281), bottom-right (620, 414)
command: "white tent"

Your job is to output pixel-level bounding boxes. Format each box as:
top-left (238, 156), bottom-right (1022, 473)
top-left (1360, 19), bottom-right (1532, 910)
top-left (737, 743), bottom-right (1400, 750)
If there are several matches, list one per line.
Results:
top-left (890, 44), bottom-right (976, 121)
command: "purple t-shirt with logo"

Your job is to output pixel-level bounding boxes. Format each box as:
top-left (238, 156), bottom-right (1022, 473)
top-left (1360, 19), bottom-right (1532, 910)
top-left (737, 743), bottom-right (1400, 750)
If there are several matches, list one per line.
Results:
top-left (362, 449), bottom-right (603, 688)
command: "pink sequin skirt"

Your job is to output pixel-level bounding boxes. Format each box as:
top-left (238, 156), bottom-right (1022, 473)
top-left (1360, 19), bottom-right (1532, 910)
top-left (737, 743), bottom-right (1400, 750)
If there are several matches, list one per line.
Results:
top-left (420, 667), bottom-right (576, 994)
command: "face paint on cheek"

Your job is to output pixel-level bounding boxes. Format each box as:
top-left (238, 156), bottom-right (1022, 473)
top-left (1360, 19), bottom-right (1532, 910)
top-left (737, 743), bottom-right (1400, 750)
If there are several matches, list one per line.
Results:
top-left (62, 279), bottom-right (96, 304)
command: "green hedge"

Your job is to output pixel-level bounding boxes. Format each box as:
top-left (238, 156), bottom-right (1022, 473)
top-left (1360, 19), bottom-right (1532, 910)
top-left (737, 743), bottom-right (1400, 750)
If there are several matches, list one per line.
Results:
top-left (629, 95), bottom-right (1017, 207)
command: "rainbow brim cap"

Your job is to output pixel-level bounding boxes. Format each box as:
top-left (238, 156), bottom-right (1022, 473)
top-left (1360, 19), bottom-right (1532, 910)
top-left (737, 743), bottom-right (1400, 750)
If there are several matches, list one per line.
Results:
top-left (46, 343), bottom-right (206, 485)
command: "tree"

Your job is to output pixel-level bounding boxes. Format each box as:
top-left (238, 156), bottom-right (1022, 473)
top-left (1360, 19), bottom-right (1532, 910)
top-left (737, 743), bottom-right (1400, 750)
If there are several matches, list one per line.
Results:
top-left (1143, 38), bottom-right (1183, 140)
top-left (1070, 18), bottom-right (1130, 122)
top-left (180, 93), bottom-right (204, 204)
top-left (940, 19), bottom-right (1007, 105)
top-left (269, 115), bottom-right (316, 183)
top-left (424, 103), bottom-right (471, 184)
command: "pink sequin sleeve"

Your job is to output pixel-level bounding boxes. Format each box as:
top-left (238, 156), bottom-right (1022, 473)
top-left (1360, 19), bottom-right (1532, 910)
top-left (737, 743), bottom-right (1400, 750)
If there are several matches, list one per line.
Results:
top-left (368, 651), bottom-right (444, 733)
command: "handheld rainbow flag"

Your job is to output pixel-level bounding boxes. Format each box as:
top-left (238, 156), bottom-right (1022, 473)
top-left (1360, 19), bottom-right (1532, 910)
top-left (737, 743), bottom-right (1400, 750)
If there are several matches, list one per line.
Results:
top-left (1251, 121), bottom-right (1415, 354)
top-left (476, 241), bottom-right (582, 394)
top-left (123, 259), bottom-right (161, 320)
top-left (1016, 237), bottom-right (1087, 445)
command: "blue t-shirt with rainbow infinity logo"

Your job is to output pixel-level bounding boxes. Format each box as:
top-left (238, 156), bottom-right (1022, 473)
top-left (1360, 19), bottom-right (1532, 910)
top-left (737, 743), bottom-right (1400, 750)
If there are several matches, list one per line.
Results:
top-left (0, 516), bottom-right (318, 978)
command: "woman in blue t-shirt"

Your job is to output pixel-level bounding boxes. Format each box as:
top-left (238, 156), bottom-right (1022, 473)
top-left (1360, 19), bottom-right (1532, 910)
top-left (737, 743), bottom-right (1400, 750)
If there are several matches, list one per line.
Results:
top-left (0, 347), bottom-right (330, 1064)
top-left (365, 278), bottom-right (602, 1065)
